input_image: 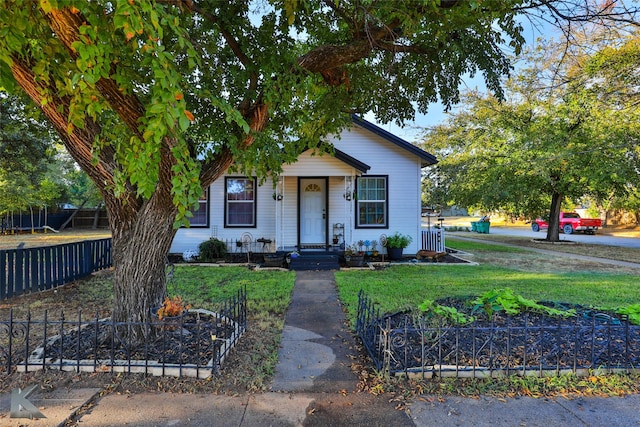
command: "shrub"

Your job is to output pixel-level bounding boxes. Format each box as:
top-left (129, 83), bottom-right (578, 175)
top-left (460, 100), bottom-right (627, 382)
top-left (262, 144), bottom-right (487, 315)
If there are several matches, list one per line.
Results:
top-left (385, 232), bottom-right (413, 249)
top-left (198, 238), bottom-right (227, 261)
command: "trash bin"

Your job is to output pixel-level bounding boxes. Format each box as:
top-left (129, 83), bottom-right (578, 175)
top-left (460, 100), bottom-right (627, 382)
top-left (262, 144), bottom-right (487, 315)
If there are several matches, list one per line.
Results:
top-left (471, 221), bottom-right (478, 232)
top-left (476, 221), bottom-right (490, 234)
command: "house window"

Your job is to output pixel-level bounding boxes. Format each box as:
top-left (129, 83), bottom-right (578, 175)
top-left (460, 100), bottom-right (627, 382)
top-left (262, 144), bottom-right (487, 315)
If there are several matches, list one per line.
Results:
top-left (225, 177), bottom-right (256, 227)
top-left (188, 189), bottom-right (209, 227)
top-left (356, 176), bottom-right (388, 228)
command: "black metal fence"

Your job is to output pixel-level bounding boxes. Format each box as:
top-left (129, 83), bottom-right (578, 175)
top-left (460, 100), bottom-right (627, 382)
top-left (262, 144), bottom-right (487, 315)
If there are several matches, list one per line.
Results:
top-left (1, 288), bottom-right (247, 378)
top-left (356, 290), bottom-right (640, 378)
top-left (0, 238), bottom-right (112, 300)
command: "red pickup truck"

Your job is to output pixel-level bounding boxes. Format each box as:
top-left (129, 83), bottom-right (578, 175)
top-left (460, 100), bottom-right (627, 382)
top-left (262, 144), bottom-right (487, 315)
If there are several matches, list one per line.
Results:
top-left (531, 212), bottom-right (602, 235)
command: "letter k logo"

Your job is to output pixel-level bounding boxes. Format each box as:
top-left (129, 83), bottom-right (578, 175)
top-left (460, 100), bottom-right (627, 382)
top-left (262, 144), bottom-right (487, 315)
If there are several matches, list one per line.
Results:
top-left (10, 385), bottom-right (46, 419)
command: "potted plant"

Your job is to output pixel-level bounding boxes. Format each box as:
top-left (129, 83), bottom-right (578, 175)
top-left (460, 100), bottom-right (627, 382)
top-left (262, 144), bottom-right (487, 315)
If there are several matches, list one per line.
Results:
top-left (384, 232), bottom-right (413, 260)
top-left (345, 244), bottom-right (365, 267)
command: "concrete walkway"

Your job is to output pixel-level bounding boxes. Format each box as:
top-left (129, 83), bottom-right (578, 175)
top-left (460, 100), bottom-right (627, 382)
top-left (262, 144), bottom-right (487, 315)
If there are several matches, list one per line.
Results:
top-left (3, 269), bottom-right (640, 426)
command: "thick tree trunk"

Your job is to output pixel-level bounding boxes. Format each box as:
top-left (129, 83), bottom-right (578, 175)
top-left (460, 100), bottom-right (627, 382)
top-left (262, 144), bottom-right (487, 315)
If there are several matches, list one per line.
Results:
top-left (109, 196), bottom-right (178, 335)
top-left (545, 191), bottom-right (563, 242)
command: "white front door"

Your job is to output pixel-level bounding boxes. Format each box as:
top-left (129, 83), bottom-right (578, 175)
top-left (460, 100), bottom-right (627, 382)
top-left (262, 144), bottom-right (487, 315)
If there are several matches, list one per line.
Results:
top-left (300, 178), bottom-right (327, 247)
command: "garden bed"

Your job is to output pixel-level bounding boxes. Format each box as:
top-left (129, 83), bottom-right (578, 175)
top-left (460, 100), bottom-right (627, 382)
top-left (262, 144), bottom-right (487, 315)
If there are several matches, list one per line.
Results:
top-left (13, 308), bottom-right (245, 379)
top-left (358, 294), bottom-right (640, 378)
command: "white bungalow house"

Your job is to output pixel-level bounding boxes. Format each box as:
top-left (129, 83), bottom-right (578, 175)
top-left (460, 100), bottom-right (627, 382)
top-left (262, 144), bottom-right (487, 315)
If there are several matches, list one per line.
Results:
top-left (170, 116), bottom-right (438, 258)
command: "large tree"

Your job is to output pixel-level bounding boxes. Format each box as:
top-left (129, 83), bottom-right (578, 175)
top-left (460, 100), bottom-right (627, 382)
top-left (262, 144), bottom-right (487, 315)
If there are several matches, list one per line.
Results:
top-left (422, 38), bottom-right (640, 241)
top-left (0, 1), bottom-right (634, 336)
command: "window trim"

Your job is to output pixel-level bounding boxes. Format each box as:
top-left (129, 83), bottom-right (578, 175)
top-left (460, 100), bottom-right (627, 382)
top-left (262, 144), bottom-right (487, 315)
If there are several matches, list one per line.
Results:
top-left (185, 188), bottom-right (209, 228)
top-left (355, 175), bottom-right (389, 229)
top-left (224, 176), bottom-right (257, 228)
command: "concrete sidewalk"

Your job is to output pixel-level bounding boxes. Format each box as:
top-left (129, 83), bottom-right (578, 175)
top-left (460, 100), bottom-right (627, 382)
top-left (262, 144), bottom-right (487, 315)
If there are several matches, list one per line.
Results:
top-left (3, 270), bottom-right (640, 426)
top-left (3, 385), bottom-right (640, 426)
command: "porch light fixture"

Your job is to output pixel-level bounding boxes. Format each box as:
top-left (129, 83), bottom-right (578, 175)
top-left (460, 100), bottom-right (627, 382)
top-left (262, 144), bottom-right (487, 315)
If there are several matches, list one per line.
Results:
top-left (344, 191), bottom-right (352, 201)
top-left (274, 176), bottom-right (284, 201)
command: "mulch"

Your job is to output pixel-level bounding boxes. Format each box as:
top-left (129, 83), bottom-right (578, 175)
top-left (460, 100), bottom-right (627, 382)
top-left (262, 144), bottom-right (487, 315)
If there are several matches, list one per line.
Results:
top-left (26, 311), bottom-right (237, 368)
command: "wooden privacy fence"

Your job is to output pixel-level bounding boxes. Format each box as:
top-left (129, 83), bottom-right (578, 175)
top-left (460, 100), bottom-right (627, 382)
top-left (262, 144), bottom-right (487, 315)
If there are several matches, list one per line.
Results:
top-left (0, 238), bottom-right (112, 300)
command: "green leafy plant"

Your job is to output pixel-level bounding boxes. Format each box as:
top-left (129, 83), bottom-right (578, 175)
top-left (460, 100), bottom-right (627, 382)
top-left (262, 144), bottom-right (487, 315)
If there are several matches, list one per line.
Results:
top-left (617, 304), bottom-right (640, 325)
top-left (418, 299), bottom-right (475, 325)
top-left (385, 232), bottom-right (413, 249)
top-left (198, 238), bottom-right (227, 261)
top-left (471, 288), bottom-right (575, 318)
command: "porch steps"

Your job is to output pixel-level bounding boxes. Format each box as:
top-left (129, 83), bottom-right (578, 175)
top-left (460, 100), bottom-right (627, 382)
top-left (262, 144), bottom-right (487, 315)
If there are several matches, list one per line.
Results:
top-left (289, 253), bottom-right (340, 271)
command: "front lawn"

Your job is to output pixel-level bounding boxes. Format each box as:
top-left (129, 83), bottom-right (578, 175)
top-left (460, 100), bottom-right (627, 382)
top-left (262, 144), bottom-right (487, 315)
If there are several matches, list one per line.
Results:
top-left (335, 240), bottom-right (640, 327)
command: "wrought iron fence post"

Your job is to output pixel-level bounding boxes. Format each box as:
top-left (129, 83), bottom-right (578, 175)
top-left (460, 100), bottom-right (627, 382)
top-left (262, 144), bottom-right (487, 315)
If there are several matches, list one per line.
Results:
top-left (382, 317), bottom-right (391, 379)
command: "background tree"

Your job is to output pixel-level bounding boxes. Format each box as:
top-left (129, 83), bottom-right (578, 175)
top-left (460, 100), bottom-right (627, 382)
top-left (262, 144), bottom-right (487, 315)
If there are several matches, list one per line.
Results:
top-left (583, 34), bottom-right (640, 225)
top-left (0, 93), bottom-right (66, 221)
top-left (422, 39), bottom-right (640, 241)
top-left (0, 1), bottom-right (635, 335)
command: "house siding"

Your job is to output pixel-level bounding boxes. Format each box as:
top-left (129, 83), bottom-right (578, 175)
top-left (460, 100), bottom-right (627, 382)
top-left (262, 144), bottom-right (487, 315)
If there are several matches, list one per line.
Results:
top-left (170, 121), bottom-right (429, 256)
top-left (329, 125), bottom-right (423, 254)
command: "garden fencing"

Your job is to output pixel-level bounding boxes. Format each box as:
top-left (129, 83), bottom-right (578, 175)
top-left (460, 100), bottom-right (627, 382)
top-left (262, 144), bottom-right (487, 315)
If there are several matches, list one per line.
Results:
top-left (0, 238), bottom-right (112, 301)
top-left (0, 287), bottom-right (247, 379)
top-left (356, 290), bottom-right (640, 379)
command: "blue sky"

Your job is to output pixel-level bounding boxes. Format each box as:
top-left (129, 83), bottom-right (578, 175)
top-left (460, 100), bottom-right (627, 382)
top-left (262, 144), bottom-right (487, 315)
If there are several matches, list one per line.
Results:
top-left (366, 15), bottom-right (561, 144)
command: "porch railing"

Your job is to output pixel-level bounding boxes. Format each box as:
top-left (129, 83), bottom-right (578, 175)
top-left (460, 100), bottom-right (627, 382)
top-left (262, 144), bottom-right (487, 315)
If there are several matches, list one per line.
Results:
top-left (421, 228), bottom-right (445, 252)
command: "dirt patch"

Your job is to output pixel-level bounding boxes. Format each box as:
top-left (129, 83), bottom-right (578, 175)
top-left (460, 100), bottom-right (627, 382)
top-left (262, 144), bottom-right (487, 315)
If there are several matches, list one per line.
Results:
top-left (450, 233), bottom-right (640, 263)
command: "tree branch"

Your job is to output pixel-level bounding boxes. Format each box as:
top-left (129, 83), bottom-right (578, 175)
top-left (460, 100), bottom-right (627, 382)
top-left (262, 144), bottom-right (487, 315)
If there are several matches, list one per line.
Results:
top-left (189, 1), bottom-right (260, 113)
top-left (8, 56), bottom-right (132, 209)
top-left (44, 7), bottom-right (146, 140)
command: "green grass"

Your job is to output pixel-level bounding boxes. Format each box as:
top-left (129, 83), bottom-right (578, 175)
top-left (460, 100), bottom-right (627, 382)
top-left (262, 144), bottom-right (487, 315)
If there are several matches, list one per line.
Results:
top-left (151, 266), bottom-right (295, 391)
top-left (446, 239), bottom-right (527, 253)
top-left (336, 241), bottom-right (640, 326)
top-left (169, 266), bottom-right (295, 318)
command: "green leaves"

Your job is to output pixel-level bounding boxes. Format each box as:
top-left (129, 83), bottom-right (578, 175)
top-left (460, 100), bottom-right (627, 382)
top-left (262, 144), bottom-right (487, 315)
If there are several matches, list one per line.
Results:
top-left (617, 304), bottom-right (640, 326)
top-left (418, 299), bottom-right (475, 325)
top-left (422, 39), bottom-right (640, 221)
top-left (471, 288), bottom-right (576, 318)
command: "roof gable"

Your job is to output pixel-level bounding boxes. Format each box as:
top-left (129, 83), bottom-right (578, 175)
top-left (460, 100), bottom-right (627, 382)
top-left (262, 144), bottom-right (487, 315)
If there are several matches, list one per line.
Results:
top-left (350, 115), bottom-right (437, 167)
top-left (333, 148), bottom-right (370, 173)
